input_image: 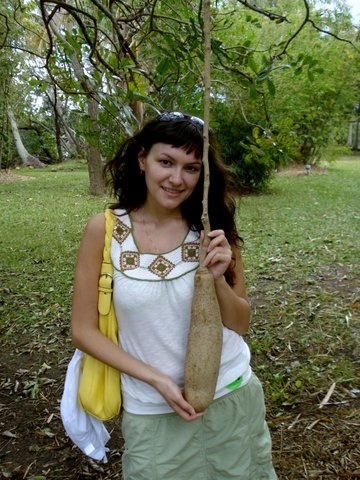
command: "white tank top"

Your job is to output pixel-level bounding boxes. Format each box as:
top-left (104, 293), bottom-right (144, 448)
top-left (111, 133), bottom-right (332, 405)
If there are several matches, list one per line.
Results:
top-left (111, 209), bottom-right (251, 414)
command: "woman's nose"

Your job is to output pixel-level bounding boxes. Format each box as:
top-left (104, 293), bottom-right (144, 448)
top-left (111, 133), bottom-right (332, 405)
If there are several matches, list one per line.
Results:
top-left (169, 169), bottom-right (183, 184)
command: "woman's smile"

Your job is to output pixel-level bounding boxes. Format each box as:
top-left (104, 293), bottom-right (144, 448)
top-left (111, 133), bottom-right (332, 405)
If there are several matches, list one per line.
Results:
top-left (139, 143), bottom-right (202, 212)
top-left (162, 186), bottom-right (184, 195)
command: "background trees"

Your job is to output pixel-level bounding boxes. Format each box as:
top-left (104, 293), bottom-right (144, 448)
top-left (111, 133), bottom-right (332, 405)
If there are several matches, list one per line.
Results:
top-left (0, 0), bottom-right (359, 192)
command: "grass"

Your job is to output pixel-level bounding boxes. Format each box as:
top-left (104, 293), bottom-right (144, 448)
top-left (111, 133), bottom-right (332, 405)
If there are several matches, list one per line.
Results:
top-left (238, 158), bottom-right (359, 411)
top-left (0, 158), bottom-right (359, 415)
top-left (0, 163), bottom-right (107, 340)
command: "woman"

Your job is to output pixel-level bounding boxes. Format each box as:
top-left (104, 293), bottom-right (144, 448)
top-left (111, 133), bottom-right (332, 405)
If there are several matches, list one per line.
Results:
top-left (71, 112), bottom-right (277, 479)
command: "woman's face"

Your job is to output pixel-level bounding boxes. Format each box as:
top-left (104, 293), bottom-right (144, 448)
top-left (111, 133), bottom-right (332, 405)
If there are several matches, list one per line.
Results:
top-left (139, 143), bottom-right (202, 213)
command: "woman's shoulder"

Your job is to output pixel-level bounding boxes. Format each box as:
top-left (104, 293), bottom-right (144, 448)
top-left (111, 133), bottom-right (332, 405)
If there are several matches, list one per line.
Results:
top-left (82, 208), bottom-right (128, 244)
top-left (86, 212), bottom-right (106, 230)
top-left (81, 212), bottom-right (106, 248)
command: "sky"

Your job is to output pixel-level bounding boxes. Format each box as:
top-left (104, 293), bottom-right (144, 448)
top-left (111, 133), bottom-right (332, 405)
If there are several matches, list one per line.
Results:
top-left (319, 0), bottom-right (360, 23)
top-left (346, 0), bottom-right (360, 22)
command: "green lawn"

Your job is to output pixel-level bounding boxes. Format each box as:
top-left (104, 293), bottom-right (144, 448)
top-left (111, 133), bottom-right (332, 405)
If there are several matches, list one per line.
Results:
top-left (0, 165), bottom-right (106, 336)
top-left (0, 158), bottom-right (359, 411)
top-left (239, 158), bottom-right (359, 409)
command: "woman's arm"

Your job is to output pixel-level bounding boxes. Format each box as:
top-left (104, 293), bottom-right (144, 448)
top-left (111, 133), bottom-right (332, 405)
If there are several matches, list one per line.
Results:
top-left (71, 213), bottom-right (202, 420)
top-left (202, 231), bottom-right (251, 335)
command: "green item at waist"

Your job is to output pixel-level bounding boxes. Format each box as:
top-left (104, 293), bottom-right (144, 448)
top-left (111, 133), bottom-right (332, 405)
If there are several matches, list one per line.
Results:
top-left (226, 376), bottom-right (243, 390)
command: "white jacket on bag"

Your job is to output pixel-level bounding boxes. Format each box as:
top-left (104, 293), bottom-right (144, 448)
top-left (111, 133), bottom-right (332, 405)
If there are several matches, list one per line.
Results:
top-left (60, 349), bottom-right (110, 462)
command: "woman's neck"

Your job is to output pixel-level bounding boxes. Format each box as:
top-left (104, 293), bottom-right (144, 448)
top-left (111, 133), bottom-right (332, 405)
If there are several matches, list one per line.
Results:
top-left (136, 203), bottom-right (184, 225)
top-left (130, 205), bottom-right (189, 254)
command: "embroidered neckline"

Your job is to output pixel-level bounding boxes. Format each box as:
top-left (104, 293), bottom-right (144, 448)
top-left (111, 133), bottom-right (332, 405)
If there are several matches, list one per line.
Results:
top-left (112, 213), bottom-right (200, 280)
top-left (128, 213), bottom-right (191, 256)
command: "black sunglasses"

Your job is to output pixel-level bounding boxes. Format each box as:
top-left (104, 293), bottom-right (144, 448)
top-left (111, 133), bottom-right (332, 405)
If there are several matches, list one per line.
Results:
top-left (157, 111), bottom-right (204, 128)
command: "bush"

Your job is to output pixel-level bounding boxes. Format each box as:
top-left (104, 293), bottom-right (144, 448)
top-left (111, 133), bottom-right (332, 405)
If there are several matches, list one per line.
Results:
top-left (212, 103), bottom-right (292, 191)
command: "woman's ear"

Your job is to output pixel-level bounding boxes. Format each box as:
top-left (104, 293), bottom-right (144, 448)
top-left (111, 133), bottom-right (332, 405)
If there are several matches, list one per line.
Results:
top-left (138, 149), bottom-right (146, 172)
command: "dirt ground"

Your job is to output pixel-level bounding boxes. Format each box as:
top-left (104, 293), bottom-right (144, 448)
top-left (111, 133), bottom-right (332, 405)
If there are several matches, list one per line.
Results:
top-left (0, 171), bottom-right (35, 183)
top-left (0, 345), bottom-right (359, 479)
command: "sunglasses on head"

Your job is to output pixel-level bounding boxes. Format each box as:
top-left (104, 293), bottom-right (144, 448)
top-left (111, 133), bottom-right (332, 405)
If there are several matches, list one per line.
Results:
top-left (157, 111), bottom-right (204, 128)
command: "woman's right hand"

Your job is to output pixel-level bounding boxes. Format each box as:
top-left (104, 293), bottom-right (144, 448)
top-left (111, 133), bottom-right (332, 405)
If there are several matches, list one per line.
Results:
top-left (153, 374), bottom-right (204, 421)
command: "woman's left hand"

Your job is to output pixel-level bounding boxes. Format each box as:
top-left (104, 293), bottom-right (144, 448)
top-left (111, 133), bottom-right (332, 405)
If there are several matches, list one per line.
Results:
top-left (201, 230), bottom-right (233, 280)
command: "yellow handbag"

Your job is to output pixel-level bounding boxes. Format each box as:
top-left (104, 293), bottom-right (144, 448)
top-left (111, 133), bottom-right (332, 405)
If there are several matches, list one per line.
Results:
top-left (78, 208), bottom-right (121, 420)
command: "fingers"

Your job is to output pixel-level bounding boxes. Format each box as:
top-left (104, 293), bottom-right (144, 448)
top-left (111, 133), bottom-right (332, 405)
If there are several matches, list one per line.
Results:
top-left (156, 375), bottom-right (205, 421)
top-left (170, 400), bottom-right (204, 421)
top-left (202, 230), bottom-right (231, 252)
top-left (182, 411), bottom-right (204, 421)
top-left (201, 229), bottom-right (232, 273)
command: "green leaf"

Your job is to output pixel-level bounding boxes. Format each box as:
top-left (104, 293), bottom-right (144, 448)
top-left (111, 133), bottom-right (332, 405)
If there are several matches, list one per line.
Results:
top-left (28, 79), bottom-right (41, 87)
top-left (248, 57), bottom-right (258, 74)
top-left (271, 64), bottom-right (291, 73)
top-left (267, 77), bottom-right (276, 96)
top-left (249, 83), bottom-right (258, 100)
top-left (249, 144), bottom-right (265, 156)
top-left (256, 70), bottom-right (269, 83)
top-left (156, 58), bottom-right (173, 76)
top-left (252, 127), bottom-right (260, 139)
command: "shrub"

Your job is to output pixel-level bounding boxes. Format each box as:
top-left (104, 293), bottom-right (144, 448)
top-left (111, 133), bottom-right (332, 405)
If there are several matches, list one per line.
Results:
top-left (212, 103), bottom-right (293, 191)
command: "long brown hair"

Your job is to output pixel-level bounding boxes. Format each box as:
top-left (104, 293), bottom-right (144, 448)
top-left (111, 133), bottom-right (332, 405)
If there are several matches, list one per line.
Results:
top-left (103, 114), bottom-right (241, 285)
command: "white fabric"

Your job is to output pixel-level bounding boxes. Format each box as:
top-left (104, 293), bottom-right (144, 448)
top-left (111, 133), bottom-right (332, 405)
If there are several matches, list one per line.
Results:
top-left (60, 349), bottom-right (110, 462)
top-left (111, 209), bottom-right (252, 415)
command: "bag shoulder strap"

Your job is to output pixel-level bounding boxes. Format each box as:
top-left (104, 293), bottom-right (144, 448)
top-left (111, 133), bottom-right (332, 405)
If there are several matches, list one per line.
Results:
top-left (98, 209), bottom-right (116, 316)
top-left (103, 208), bottom-right (115, 263)
top-left (102, 208), bottom-right (115, 265)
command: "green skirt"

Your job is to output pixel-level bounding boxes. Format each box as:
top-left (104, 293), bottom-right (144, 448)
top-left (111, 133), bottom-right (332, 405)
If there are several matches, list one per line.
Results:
top-left (121, 373), bottom-right (277, 480)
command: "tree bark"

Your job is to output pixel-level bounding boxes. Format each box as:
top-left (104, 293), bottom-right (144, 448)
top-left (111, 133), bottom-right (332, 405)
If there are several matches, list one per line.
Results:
top-left (49, 10), bottom-right (106, 194)
top-left (87, 98), bottom-right (106, 195)
top-left (7, 108), bottom-right (45, 167)
top-left (46, 86), bottom-right (83, 159)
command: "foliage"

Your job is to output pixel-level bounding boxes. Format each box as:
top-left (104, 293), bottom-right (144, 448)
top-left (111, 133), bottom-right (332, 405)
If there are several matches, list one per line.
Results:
top-left (0, 1), bottom-right (359, 191)
top-left (210, 1), bottom-right (359, 167)
top-left (265, 9), bottom-right (359, 163)
top-left (212, 102), bottom-right (299, 190)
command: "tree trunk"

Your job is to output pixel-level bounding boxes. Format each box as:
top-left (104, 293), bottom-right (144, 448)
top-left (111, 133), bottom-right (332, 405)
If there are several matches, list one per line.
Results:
top-left (47, 87), bottom-right (83, 157)
top-left (7, 108), bottom-right (45, 167)
top-left (49, 11), bottom-right (105, 194)
top-left (53, 103), bottom-right (64, 163)
top-left (87, 97), bottom-right (106, 195)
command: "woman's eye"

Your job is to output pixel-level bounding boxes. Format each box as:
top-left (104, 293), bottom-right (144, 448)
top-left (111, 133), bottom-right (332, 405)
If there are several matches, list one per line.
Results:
top-left (159, 159), bottom-right (171, 166)
top-left (186, 165), bottom-right (201, 173)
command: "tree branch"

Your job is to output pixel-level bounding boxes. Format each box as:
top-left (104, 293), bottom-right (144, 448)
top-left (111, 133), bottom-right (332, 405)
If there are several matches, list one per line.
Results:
top-left (236, 0), bottom-right (290, 24)
top-left (274, 0), bottom-right (310, 59)
top-left (200, 0), bottom-right (211, 265)
top-left (308, 18), bottom-right (359, 48)
top-left (0, 13), bottom-right (10, 49)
